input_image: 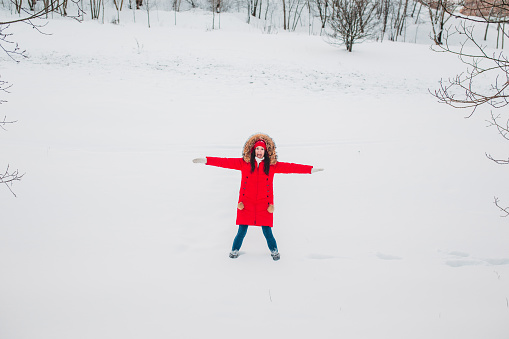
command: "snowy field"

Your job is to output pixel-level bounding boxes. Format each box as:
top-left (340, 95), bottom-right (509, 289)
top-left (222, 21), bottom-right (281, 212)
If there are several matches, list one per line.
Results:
top-left (1, 8), bottom-right (509, 339)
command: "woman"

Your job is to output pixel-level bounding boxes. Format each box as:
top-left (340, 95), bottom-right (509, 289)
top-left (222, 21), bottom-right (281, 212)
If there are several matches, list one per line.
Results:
top-left (193, 133), bottom-right (323, 261)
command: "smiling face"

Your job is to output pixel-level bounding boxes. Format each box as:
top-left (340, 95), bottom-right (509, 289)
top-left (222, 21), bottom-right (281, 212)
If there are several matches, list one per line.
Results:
top-left (255, 146), bottom-right (265, 159)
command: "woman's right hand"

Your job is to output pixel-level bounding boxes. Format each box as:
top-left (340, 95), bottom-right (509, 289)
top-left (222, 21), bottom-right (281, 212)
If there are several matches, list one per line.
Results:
top-left (192, 158), bottom-right (207, 164)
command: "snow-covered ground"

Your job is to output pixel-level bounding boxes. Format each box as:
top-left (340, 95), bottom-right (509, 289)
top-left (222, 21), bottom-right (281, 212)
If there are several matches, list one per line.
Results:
top-left (1, 9), bottom-right (509, 339)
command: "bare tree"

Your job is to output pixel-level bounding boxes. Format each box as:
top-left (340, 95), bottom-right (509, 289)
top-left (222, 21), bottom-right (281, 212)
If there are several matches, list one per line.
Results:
top-left (28, 0), bottom-right (37, 11)
top-left (276, 0), bottom-right (307, 30)
top-left (112, 0), bottom-right (124, 23)
top-left (252, 0), bottom-right (259, 15)
top-left (376, 0), bottom-right (390, 39)
top-left (172, 0), bottom-right (182, 25)
top-left (421, 0), bottom-right (457, 45)
top-left (263, 0), bottom-right (277, 21)
top-left (391, 0), bottom-right (409, 40)
top-left (212, 0), bottom-right (216, 28)
top-left (210, 0), bottom-right (229, 14)
top-left (113, 0), bottom-right (124, 10)
top-left (59, 0), bottom-right (71, 16)
top-left (13, 0), bottom-right (23, 14)
top-left (432, 0), bottom-right (509, 216)
top-left (315, 0), bottom-right (329, 32)
top-left (282, 0), bottom-right (287, 28)
top-left (146, 0), bottom-right (150, 27)
top-left (90, 0), bottom-right (102, 19)
top-left (183, 0), bottom-right (197, 8)
top-left (374, 0), bottom-right (410, 41)
top-left (327, 0), bottom-right (377, 51)
top-left (288, 0), bottom-right (307, 31)
top-left (246, 0), bottom-right (267, 22)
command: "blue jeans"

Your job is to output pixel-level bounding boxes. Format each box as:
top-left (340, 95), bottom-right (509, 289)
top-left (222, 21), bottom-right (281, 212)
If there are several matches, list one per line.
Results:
top-left (232, 225), bottom-right (278, 252)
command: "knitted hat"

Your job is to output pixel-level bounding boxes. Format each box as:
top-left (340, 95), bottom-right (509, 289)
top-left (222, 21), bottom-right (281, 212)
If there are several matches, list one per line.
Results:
top-left (252, 140), bottom-right (267, 151)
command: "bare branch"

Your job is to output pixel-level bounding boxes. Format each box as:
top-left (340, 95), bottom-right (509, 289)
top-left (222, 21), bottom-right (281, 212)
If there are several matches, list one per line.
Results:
top-left (494, 196), bottom-right (509, 217)
top-left (0, 165), bottom-right (24, 197)
top-left (1, 0), bottom-right (84, 25)
top-left (443, 0), bottom-right (509, 25)
top-left (0, 78), bottom-right (13, 105)
top-left (0, 0), bottom-right (80, 199)
top-left (486, 152), bottom-right (509, 163)
top-left (431, 10), bottom-right (509, 217)
top-left (0, 24), bottom-right (27, 62)
top-left (431, 22), bottom-right (509, 113)
top-left (0, 115), bottom-right (18, 131)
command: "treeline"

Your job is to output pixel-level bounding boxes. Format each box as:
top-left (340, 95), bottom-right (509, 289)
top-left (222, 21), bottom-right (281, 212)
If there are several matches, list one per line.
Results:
top-left (1, 0), bottom-right (508, 50)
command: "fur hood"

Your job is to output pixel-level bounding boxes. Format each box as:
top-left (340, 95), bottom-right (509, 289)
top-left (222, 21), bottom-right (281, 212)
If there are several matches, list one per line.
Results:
top-left (242, 133), bottom-right (278, 165)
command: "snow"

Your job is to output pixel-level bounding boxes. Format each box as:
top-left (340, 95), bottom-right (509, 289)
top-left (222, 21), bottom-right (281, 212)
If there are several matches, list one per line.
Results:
top-left (1, 8), bottom-right (509, 339)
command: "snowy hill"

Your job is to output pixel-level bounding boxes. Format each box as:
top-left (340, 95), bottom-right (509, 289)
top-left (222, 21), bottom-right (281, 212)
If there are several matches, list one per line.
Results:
top-left (1, 9), bottom-right (509, 339)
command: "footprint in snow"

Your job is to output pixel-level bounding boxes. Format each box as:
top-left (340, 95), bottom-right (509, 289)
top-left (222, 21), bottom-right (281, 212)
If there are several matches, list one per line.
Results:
top-left (443, 251), bottom-right (509, 267)
top-left (376, 252), bottom-right (402, 260)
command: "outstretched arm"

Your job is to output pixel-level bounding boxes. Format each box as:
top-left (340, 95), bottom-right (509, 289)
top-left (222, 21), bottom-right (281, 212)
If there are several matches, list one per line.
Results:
top-left (273, 162), bottom-right (324, 174)
top-left (192, 157), bottom-right (244, 171)
top-left (273, 162), bottom-right (314, 174)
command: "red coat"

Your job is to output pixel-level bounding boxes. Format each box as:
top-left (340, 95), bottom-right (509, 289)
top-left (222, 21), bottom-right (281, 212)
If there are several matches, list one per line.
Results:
top-left (206, 157), bottom-right (312, 227)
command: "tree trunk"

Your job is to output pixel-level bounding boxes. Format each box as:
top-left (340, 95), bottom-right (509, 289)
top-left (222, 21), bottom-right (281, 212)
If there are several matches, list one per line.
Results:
top-left (282, 0), bottom-right (287, 30)
top-left (252, 0), bottom-right (258, 16)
